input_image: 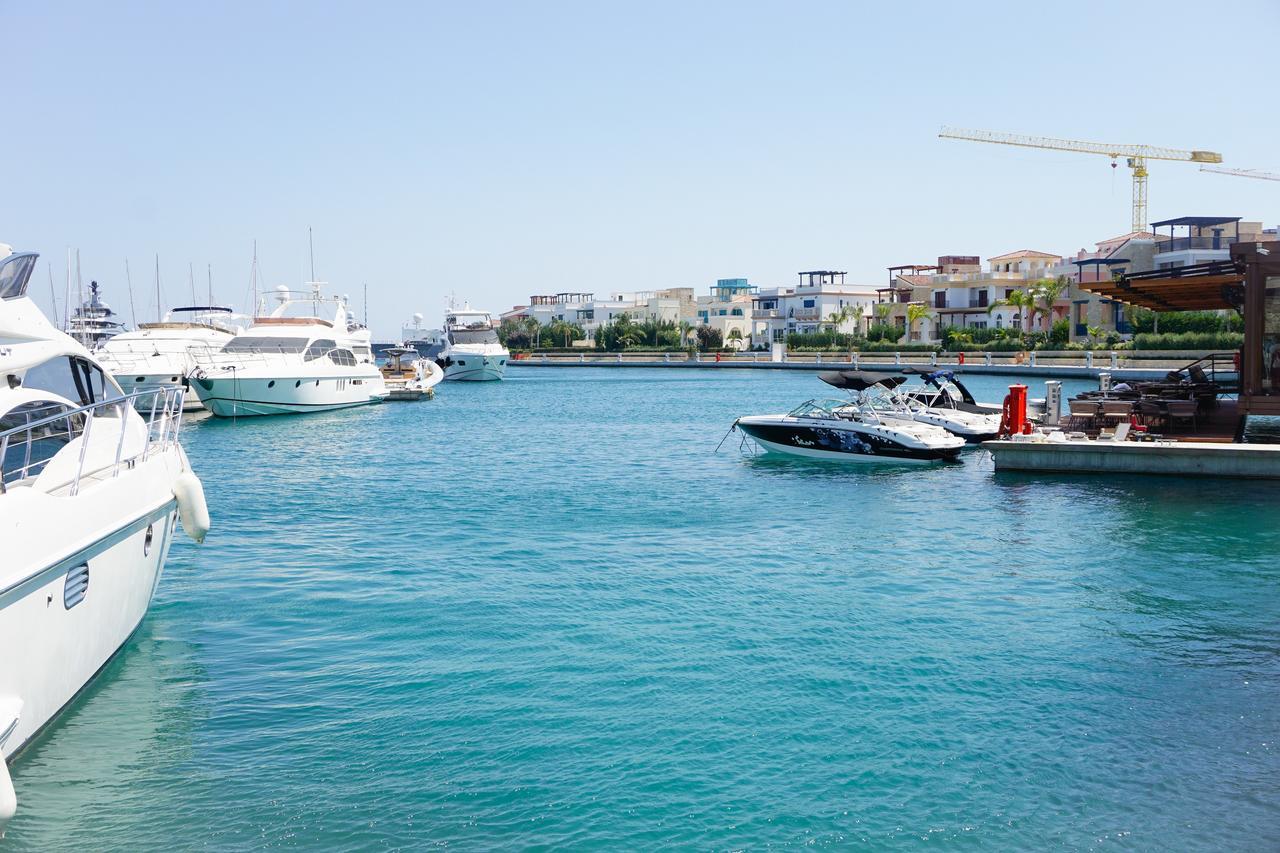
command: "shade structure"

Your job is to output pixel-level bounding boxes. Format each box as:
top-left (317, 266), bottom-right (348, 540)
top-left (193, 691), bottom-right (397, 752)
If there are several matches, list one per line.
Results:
top-left (818, 370), bottom-right (907, 391)
top-left (1080, 260), bottom-right (1244, 311)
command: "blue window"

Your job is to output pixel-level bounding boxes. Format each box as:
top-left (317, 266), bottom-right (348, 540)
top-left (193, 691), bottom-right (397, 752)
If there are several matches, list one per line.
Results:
top-left (802, 299), bottom-right (815, 308)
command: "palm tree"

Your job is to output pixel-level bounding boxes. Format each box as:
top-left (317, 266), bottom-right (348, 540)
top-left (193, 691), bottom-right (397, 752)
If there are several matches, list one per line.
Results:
top-left (905, 303), bottom-right (931, 343)
top-left (677, 320), bottom-right (694, 349)
top-left (1030, 275), bottom-right (1069, 332)
top-left (522, 316), bottom-right (542, 349)
top-left (727, 328), bottom-right (744, 350)
top-left (1086, 325), bottom-right (1103, 348)
top-left (987, 289), bottom-right (1036, 333)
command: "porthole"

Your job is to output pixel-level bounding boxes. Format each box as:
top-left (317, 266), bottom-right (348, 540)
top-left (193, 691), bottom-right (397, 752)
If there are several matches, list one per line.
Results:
top-left (64, 563), bottom-right (89, 609)
top-left (143, 523), bottom-right (154, 556)
top-left (136, 376), bottom-right (146, 382)
top-left (295, 380), bottom-right (301, 388)
top-left (457, 360), bottom-right (466, 366)
top-left (267, 380), bottom-right (276, 388)
top-left (170, 376), bottom-right (179, 382)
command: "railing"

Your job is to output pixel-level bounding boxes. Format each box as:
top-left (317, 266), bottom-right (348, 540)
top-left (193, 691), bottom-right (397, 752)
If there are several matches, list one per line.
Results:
top-left (1178, 352), bottom-right (1240, 394)
top-left (1155, 236), bottom-right (1237, 253)
top-left (0, 386), bottom-right (186, 495)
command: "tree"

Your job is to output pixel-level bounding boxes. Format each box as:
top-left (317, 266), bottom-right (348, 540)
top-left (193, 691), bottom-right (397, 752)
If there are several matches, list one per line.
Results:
top-left (677, 320), bottom-right (694, 348)
top-left (905, 303), bottom-right (932, 343)
top-left (547, 319), bottom-right (584, 347)
top-left (987, 289), bottom-right (1036, 333)
top-left (1086, 325), bottom-right (1103, 348)
top-left (726, 327), bottom-right (744, 349)
top-left (1029, 275), bottom-right (1069, 331)
top-left (695, 326), bottom-right (722, 351)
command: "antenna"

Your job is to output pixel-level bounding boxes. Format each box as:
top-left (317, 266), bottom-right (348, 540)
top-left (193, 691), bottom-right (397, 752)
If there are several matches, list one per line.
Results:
top-left (125, 258), bottom-right (137, 327)
top-left (207, 263), bottom-right (213, 305)
top-left (308, 226), bottom-right (316, 282)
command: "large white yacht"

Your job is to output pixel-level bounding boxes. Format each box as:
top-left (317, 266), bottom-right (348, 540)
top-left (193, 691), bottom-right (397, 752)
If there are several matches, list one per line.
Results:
top-left (96, 306), bottom-right (247, 412)
top-left (438, 305), bottom-right (507, 381)
top-left (66, 280), bottom-right (128, 349)
top-left (0, 244), bottom-right (209, 831)
top-left (188, 284), bottom-right (388, 416)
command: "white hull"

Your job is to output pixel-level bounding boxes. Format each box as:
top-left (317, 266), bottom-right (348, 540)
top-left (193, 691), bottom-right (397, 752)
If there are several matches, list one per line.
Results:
top-left (443, 354), bottom-right (506, 381)
top-left (746, 434), bottom-right (943, 463)
top-left (0, 448), bottom-right (185, 762)
top-left (119, 374), bottom-right (204, 412)
top-left (192, 374), bottom-right (386, 417)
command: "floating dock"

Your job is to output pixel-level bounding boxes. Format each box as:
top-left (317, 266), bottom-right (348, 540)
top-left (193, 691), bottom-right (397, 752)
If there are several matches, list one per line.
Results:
top-left (985, 436), bottom-right (1280, 479)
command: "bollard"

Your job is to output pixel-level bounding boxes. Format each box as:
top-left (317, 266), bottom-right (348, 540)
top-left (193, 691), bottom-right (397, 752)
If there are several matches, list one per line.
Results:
top-left (580, 353), bottom-right (585, 363)
top-left (695, 352), bottom-right (701, 363)
top-left (1028, 352), bottom-right (1036, 367)
top-left (816, 354), bottom-right (822, 364)
top-left (894, 352), bottom-right (901, 366)
top-left (1085, 351), bottom-right (1093, 368)
top-left (1099, 371), bottom-right (1112, 392)
top-left (752, 352), bottom-right (758, 363)
top-left (985, 352), bottom-right (992, 366)
top-left (1110, 351), bottom-right (1118, 369)
top-left (852, 352), bottom-right (859, 368)
top-left (930, 351), bottom-right (938, 366)
top-left (1043, 380), bottom-right (1062, 426)
top-left (958, 351), bottom-right (965, 366)
top-left (664, 352), bottom-right (670, 363)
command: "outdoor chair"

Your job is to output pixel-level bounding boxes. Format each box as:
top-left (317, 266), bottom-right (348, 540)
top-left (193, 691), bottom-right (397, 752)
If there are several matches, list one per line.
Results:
top-left (1101, 400), bottom-right (1134, 423)
top-left (1165, 399), bottom-right (1198, 432)
top-left (1137, 400), bottom-right (1166, 431)
top-left (1068, 398), bottom-right (1101, 429)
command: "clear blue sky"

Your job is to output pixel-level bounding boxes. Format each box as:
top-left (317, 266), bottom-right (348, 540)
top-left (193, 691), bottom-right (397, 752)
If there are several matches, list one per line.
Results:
top-left (8, 0), bottom-right (1279, 338)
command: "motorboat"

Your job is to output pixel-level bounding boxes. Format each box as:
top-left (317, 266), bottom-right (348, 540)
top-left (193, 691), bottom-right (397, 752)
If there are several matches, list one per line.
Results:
top-left (0, 244), bottom-right (209, 831)
top-left (380, 346), bottom-right (445, 401)
top-left (734, 371), bottom-right (965, 462)
top-left (66, 280), bottom-right (127, 349)
top-left (188, 283), bottom-right (388, 417)
top-left (900, 367), bottom-right (1045, 423)
top-left (96, 306), bottom-right (247, 412)
top-left (437, 305), bottom-right (507, 381)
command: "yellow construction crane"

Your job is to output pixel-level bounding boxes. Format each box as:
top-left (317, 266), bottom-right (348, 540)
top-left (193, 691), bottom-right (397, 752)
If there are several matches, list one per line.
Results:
top-left (939, 126), bottom-right (1223, 234)
top-left (1201, 165), bottom-right (1280, 182)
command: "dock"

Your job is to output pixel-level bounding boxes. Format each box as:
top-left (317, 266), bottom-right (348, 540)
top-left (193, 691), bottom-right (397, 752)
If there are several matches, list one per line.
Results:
top-left (985, 436), bottom-right (1280, 479)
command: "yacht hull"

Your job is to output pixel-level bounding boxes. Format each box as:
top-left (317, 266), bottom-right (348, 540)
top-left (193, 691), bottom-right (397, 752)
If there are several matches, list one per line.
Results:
top-left (443, 354), bottom-right (506, 381)
top-left (192, 374), bottom-right (386, 417)
top-left (0, 452), bottom-right (184, 764)
top-left (117, 374), bottom-right (205, 412)
top-left (737, 419), bottom-right (962, 463)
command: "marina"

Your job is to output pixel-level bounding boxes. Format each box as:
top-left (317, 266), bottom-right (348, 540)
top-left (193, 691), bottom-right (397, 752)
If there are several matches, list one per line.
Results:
top-left (4, 366), bottom-right (1278, 848)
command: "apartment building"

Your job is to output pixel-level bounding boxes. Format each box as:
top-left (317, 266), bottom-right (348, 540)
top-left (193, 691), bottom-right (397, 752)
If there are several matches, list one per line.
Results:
top-left (752, 271), bottom-right (879, 345)
top-left (694, 279), bottom-right (755, 348)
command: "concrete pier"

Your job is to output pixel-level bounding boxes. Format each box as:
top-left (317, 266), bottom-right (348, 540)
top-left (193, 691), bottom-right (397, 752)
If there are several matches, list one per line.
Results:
top-left (984, 437), bottom-right (1280, 479)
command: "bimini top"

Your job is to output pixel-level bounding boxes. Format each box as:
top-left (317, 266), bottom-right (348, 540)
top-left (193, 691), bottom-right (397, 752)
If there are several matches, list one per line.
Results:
top-left (901, 367), bottom-right (978, 404)
top-left (818, 370), bottom-right (906, 391)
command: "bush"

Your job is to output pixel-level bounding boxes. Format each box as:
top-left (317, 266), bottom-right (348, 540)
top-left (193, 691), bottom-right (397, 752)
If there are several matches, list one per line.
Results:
top-left (860, 341), bottom-right (940, 352)
top-left (866, 323), bottom-right (898, 343)
top-left (695, 326), bottom-right (723, 351)
top-left (1128, 309), bottom-right (1242, 334)
top-left (1131, 331), bottom-right (1244, 351)
top-left (1048, 318), bottom-right (1070, 348)
top-left (785, 331), bottom-right (862, 350)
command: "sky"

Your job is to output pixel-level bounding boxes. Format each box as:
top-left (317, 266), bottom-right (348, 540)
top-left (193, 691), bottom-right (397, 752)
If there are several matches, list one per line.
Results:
top-left (6, 0), bottom-right (1279, 339)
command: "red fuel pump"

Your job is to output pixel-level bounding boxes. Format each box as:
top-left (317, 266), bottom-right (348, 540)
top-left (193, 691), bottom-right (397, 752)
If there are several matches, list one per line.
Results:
top-left (998, 384), bottom-right (1030, 436)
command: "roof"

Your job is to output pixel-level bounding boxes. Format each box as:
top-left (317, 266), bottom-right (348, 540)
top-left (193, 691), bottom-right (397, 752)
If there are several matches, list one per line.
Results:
top-left (1096, 231), bottom-right (1155, 246)
top-left (1149, 216), bottom-right (1241, 228)
top-left (987, 249), bottom-right (1063, 262)
top-left (1079, 260), bottom-right (1243, 311)
top-left (896, 275), bottom-right (934, 286)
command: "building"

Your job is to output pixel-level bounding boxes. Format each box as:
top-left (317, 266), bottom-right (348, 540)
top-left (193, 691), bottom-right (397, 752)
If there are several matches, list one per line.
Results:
top-left (695, 279), bottom-right (756, 348)
top-left (1150, 217), bottom-right (1267, 271)
top-left (752, 271), bottom-right (879, 345)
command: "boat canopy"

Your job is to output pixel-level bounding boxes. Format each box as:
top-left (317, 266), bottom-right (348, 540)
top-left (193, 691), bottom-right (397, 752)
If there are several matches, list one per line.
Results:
top-left (901, 367), bottom-right (978, 404)
top-left (818, 370), bottom-right (907, 391)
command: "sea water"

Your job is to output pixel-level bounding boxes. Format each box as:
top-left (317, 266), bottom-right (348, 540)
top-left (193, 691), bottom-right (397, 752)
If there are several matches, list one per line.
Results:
top-left (7, 368), bottom-right (1280, 850)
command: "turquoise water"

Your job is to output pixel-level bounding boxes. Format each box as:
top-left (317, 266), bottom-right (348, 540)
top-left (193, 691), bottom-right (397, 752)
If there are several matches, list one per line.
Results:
top-left (8, 368), bottom-right (1280, 850)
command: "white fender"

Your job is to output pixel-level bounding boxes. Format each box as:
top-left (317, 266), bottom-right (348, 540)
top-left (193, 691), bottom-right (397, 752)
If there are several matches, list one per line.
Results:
top-left (0, 695), bottom-right (23, 834)
top-left (173, 471), bottom-right (211, 544)
top-left (418, 359), bottom-right (445, 391)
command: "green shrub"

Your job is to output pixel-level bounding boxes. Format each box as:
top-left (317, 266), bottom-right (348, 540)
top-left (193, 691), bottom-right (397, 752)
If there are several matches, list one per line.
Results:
top-left (866, 323), bottom-right (899, 343)
top-left (860, 341), bottom-right (940, 353)
top-left (785, 331), bottom-right (863, 350)
top-left (1127, 309), bottom-right (1242, 334)
top-left (1130, 331), bottom-right (1244, 350)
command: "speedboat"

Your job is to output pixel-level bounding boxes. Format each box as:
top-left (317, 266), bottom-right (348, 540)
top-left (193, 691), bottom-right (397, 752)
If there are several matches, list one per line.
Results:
top-left (96, 306), bottom-right (247, 412)
top-left (380, 346), bottom-right (445, 401)
top-left (0, 244), bottom-right (209, 831)
top-left (900, 367), bottom-right (1045, 423)
top-left (735, 371), bottom-right (964, 463)
top-left (437, 305), bottom-right (508, 381)
top-left (66, 280), bottom-right (128, 349)
top-left (188, 284), bottom-right (388, 417)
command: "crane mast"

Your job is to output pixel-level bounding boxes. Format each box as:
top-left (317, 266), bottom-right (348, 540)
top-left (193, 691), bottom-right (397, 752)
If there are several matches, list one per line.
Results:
top-left (939, 126), bottom-right (1223, 233)
top-left (1201, 166), bottom-right (1280, 182)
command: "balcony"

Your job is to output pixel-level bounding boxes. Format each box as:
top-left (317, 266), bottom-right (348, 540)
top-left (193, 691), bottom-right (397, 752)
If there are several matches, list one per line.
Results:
top-left (752, 309), bottom-right (781, 319)
top-left (1155, 236), bottom-right (1237, 254)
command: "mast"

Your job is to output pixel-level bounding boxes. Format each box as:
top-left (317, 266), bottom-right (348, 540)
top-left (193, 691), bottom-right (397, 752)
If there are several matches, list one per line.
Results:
top-left (47, 262), bottom-right (59, 327)
top-left (308, 226), bottom-right (316, 283)
top-left (189, 261), bottom-right (197, 304)
top-left (63, 248), bottom-right (70, 332)
top-left (125, 258), bottom-right (137, 327)
top-left (250, 240), bottom-right (259, 315)
top-left (363, 282), bottom-right (368, 326)
top-left (154, 254), bottom-right (162, 322)
top-left (207, 263), bottom-right (213, 305)
top-left (75, 250), bottom-right (83, 345)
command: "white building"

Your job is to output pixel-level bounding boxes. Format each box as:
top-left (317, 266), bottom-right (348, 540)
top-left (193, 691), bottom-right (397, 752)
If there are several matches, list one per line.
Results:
top-left (751, 271), bottom-right (878, 345)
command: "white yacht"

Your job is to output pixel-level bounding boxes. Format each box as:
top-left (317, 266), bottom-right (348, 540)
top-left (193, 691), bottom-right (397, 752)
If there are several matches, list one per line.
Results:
top-left (96, 306), bottom-right (247, 412)
top-left (0, 244), bottom-right (209, 831)
top-left (438, 306), bottom-right (507, 381)
top-left (188, 284), bottom-right (388, 417)
top-left (66, 281), bottom-right (128, 349)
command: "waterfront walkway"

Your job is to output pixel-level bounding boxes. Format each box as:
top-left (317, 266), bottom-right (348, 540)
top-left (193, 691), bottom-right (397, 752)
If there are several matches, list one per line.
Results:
top-left (508, 351), bottom-right (1209, 381)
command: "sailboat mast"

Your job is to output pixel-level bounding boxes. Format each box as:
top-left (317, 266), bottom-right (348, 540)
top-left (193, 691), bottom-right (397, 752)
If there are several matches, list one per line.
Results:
top-left (47, 262), bottom-right (59, 327)
top-left (154, 255), bottom-right (162, 322)
top-left (64, 248), bottom-right (71, 332)
top-left (125, 258), bottom-right (137, 327)
top-left (251, 240), bottom-right (259, 315)
top-left (207, 263), bottom-right (213, 305)
top-left (308, 226), bottom-right (315, 282)
top-left (189, 262), bottom-right (197, 304)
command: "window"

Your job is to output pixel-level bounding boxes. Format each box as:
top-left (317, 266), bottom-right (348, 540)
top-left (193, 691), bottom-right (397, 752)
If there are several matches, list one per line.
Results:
top-left (934, 292), bottom-right (946, 308)
top-left (731, 308), bottom-right (742, 316)
top-left (802, 299), bottom-right (815, 308)
top-left (328, 349), bottom-right (357, 366)
top-left (772, 329), bottom-right (785, 342)
top-left (224, 336), bottom-right (308, 354)
top-left (22, 356), bottom-right (116, 406)
top-left (0, 253), bottom-right (36, 300)
top-left (303, 339), bottom-right (337, 361)
top-left (1, 399), bottom-right (81, 484)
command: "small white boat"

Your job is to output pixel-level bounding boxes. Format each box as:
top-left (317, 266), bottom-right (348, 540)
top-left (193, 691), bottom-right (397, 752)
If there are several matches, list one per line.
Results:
top-left (380, 346), bottom-right (444, 401)
top-left (0, 244), bottom-right (208, 832)
top-left (96, 306), bottom-right (247, 412)
top-left (188, 284), bottom-right (387, 417)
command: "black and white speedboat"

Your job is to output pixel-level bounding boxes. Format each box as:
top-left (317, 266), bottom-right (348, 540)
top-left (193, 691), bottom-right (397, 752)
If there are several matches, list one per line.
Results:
top-left (890, 369), bottom-right (1001, 442)
top-left (734, 372), bottom-right (965, 463)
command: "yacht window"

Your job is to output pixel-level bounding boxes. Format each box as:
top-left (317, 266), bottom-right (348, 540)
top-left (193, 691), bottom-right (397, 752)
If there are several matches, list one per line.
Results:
top-left (23, 356), bottom-right (117, 406)
top-left (449, 329), bottom-right (499, 345)
top-left (0, 253), bottom-right (37, 300)
top-left (328, 349), bottom-right (356, 366)
top-left (304, 339), bottom-right (337, 361)
top-left (1, 399), bottom-right (81, 484)
top-left (223, 336), bottom-right (308, 354)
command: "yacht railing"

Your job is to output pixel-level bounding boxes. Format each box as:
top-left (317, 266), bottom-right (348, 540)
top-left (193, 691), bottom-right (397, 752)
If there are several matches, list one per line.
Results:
top-left (189, 345), bottom-right (371, 370)
top-left (0, 386), bottom-right (186, 495)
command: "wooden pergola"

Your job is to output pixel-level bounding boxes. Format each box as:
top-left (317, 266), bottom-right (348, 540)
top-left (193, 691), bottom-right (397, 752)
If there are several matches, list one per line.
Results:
top-left (1079, 260), bottom-right (1243, 312)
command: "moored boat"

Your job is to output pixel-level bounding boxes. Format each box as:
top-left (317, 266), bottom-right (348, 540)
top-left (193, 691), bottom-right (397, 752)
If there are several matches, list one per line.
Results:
top-left (438, 305), bottom-right (508, 381)
top-left (0, 244), bottom-right (209, 831)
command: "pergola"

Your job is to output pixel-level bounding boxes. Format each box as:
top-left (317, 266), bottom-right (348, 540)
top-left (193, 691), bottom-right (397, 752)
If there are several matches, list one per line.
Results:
top-left (1079, 260), bottom-right (1244, 312)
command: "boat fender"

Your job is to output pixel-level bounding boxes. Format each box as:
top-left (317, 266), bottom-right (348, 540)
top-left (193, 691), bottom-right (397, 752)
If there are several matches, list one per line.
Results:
top-left (173, 471), bottom-right (211, 544)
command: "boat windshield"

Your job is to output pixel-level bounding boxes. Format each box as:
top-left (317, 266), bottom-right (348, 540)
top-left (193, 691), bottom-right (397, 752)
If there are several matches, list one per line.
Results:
top-left (0, 252), bottom-right (38, 300)
top-left (223, 336), bottom-right (308, 354)
top-left (787, 399), bottom-right (851, 419)
top-left (450, 329), bottom-right (498, 345)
